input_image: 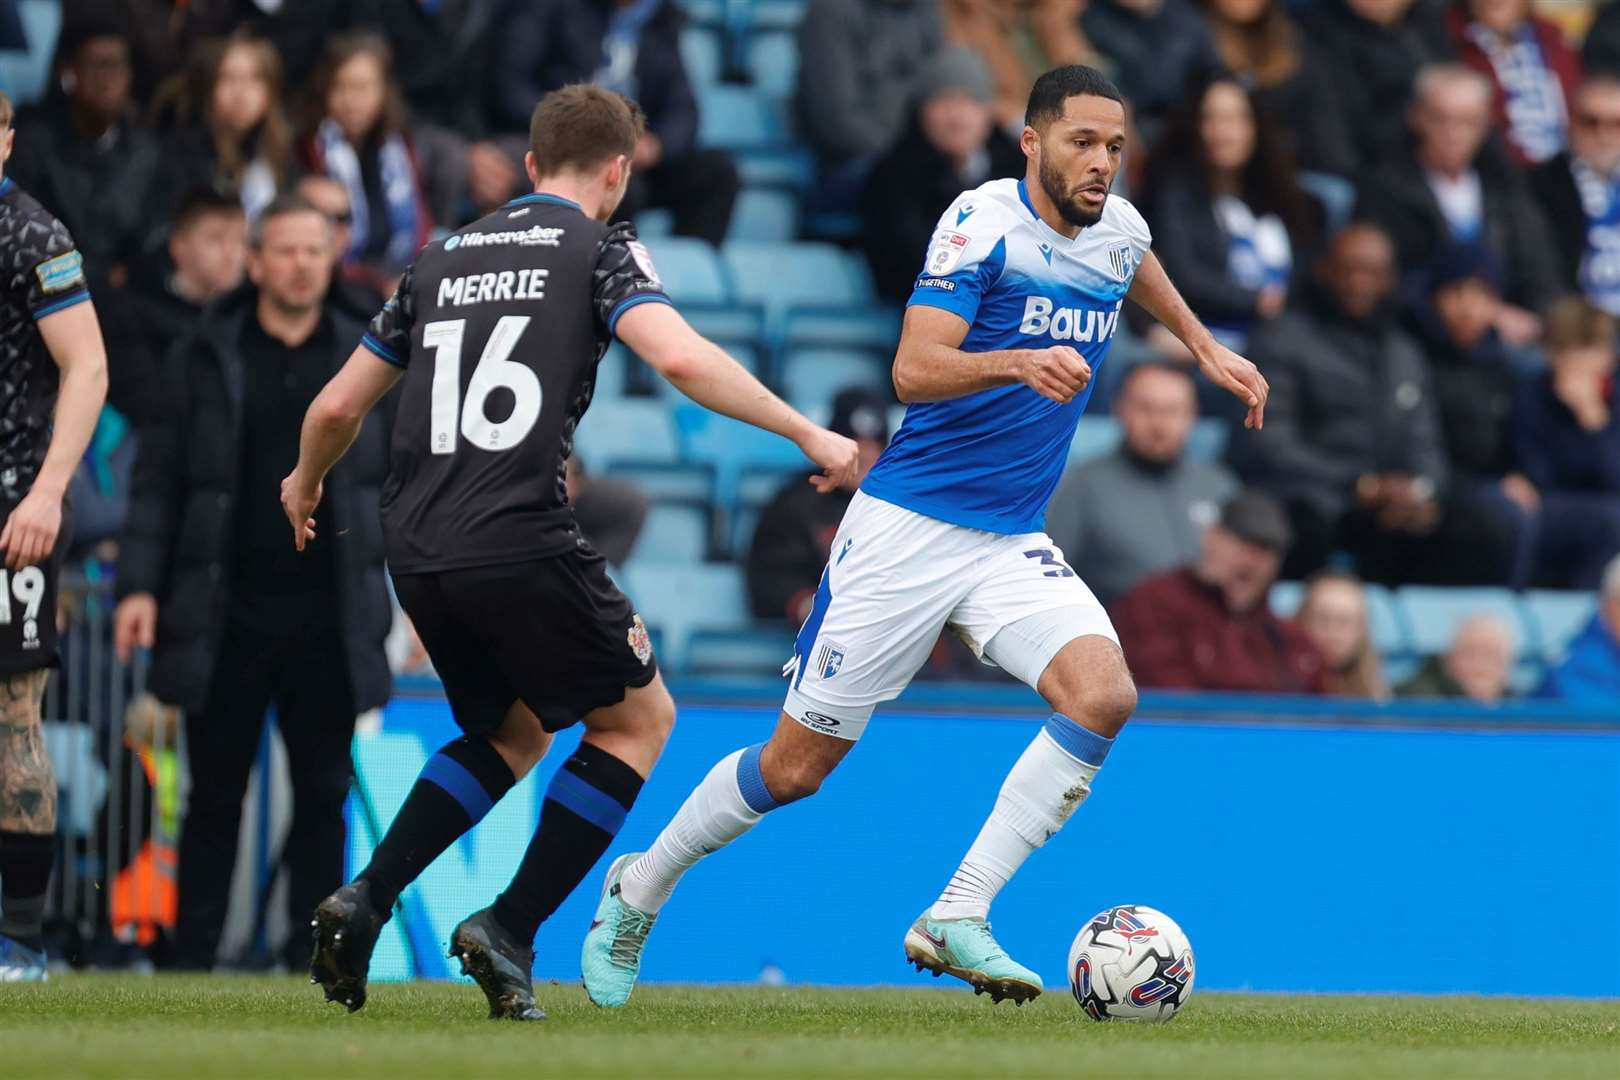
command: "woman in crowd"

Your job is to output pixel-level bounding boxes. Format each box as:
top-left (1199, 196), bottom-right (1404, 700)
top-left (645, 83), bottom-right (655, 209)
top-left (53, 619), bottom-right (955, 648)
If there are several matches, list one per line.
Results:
top-left (1140, 72), bottom-right (1314, 363)
top-left (156, 29), bottom-right (294, 220)
top-left (300, 33), bottom-right (439, 283)
top-left (1298, 570), bottom-right (1389, 700)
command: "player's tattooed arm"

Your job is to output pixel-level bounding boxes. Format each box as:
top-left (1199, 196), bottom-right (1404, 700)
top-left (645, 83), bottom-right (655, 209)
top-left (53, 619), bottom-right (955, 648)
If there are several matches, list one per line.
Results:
top-left (0, 669), bottom-right (55, 835)
top-left (1127, 250), bottom-right (1269, 429)
top-left (892, 306), bottom-right (1089, 405)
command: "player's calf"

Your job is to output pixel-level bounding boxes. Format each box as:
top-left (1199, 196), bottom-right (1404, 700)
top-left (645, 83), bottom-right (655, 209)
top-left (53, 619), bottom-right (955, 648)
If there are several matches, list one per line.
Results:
top-left (0, 670), bottom-right (55, 964)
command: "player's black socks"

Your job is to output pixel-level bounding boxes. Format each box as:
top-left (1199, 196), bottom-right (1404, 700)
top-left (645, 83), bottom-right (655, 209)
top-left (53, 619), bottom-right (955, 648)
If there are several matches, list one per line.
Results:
top-left (492, 742), bottom-right (644, 944)
top-left (0, 830), bottom-right (54, 951)
top-left (358, 736), bottom-right (517, 914)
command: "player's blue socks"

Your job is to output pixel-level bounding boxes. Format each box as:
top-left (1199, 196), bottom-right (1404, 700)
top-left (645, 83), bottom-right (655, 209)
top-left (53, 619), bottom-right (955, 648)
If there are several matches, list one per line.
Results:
top-left (491, 742), bottom-right (644, 943)
top-left (358, 736), bottom-right (517, 914)
top-left (931, 713), bottom-right (1113, 921)
top-left (618, 743), bottom-right (777, 914)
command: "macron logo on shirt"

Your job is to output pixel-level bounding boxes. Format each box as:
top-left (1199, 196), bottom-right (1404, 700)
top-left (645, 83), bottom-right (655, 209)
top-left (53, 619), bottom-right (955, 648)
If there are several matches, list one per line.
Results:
top-left (956, 204), bottom-right (976, 225)
top-left (1018, 296), bottom-right (1120, 343)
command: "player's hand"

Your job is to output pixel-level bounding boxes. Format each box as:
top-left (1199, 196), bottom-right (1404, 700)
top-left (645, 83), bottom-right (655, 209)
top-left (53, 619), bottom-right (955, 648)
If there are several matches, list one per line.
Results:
top-left (280, 471), bottom-right (323, 552)
top-left (1017, 346), bottom-right (1091, 403)
top-left (0, 486), bottom-right (63, 571)
top-left (1195, 342), bottom-right (1268, 429)
top-left (799, 427), bottom-right (861, 493)
top-left (113, 593), bottom-right (158, 663)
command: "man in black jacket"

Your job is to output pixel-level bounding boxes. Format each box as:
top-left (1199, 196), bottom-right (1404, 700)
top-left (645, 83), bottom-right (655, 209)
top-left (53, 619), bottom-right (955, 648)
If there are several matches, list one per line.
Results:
top-left (1228, 222), bottom-right (1515, 584)
top-left (1529, 74), bottom-right (1620, 316)
top-left (860, 48), bottom-right (1023, 303)
top-left (112, 194), bottom-right (393, 971)
top-left (491, 0), bottom-right (739, 244)
top-left (1356, 64), bottom-right (1560, 340)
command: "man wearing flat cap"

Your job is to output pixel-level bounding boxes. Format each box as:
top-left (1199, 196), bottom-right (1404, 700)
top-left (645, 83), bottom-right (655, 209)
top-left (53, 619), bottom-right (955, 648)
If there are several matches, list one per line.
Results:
top-left (1109, 490), bottom-right (1328, 693)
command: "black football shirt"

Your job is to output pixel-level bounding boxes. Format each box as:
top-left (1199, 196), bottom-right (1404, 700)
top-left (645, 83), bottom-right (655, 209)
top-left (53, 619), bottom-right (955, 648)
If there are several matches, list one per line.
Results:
top-left (0, 176), bottom-right (89, 503)
top-left (364, 193), bottom-right (671, 573)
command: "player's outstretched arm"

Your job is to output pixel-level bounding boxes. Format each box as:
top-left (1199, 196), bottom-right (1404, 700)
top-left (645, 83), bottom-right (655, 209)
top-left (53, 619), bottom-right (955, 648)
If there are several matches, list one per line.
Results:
top-left (891, 305), bottom-right (1090, 405)
top-left (616, 302), bottom-right (859, 492)
top-left (1, 302), bottom-right (109, 571)
top-left (282, 347), bottom-right (403, 550)
top-left (1128, 250), bottom-right (1269, 430)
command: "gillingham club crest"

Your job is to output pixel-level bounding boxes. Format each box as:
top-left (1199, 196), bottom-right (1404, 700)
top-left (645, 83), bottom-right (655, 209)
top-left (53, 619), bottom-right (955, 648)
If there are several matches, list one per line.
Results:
top-left (627, 614), bottom-right (653, 665)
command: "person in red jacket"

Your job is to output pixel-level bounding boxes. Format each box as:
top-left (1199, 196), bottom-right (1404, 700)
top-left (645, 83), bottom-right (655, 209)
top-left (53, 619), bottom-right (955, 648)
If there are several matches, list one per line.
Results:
top-left (1448, 0), bottom-right (1582, 167)
top-left (1109, 489), bottom-right (1327, 693)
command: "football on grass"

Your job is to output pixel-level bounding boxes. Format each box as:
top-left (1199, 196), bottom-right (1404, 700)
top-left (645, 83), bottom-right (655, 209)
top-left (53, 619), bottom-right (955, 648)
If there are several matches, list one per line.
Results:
top-left (1068, 905), bottom-right (1195, 1021)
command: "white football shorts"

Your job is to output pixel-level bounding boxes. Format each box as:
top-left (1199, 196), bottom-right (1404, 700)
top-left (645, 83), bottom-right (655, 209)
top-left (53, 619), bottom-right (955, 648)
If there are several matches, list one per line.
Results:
top-left (783, 490), bottom-right (1118, 740)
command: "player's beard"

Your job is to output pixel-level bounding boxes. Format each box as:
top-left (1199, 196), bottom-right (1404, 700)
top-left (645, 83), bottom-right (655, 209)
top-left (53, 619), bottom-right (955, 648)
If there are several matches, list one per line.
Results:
top-left (1040, 155), bottom-right (1105, 229)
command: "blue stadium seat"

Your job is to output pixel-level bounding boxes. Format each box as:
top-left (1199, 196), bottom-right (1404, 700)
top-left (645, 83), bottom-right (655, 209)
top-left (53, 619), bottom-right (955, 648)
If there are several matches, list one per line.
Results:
top-left (635, 501), bottom-right (712, 563)
top-left (606, 462), bottom-right (716, 503)
top-left (730, 503), bottom-right (763, 555)
top-left (782, 306), bottom-right (901, 351)
top-left (574, 399), bottom-right (677, 467)
top-left (684, 304), bottom-right (769, 348)
top-left (697, 86), bottom-right (788, 149)
top-left (780, 347), bottom-right (889, 417)
top-left (0, 1), bottom-right (61, 106)
top-left (594, 343), bottom-right (631, 400)
top-left (748, 0), bottom-right (808, 30)
top-left (1185, 419), bottom-right (1230, 464)
top-left (738, 464), bottom-right (799, 508)
top-left (1067, 417), bottom-right (1121, 465)
top-left (680, 25), bottom-right (724, 87)
top-left (1522, 590), bottom-right (1597, 663)
top-left (674, 402), bottom-right (806, 509)
top-left (728, 187), bottom-right (800, 243)
top-left (735, 147), bottom-right (818, 191)
top-left (642, 237), bottom-right (730, 304)
top-left (1271, 581), bottom-right (1409, 656)
top-left (688, 626), bottom-right (796, 677)
top-left (678, 0), bottom-right (726, 26)
top-left (617, 561), bottom-right (751, 672)
top-left (1395, 586), bottom-right (1529, 657)
top-left (744, 30), bottom-right (799, 100)
top-left (634, 208), bottom-right (674, 237)
top-left (723, 242), bottom-right (867, 318)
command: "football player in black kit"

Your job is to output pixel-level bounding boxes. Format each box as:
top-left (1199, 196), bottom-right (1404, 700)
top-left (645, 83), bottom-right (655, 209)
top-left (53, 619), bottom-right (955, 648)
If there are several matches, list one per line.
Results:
top-left (0, 92), bottom-right (110, 981)
top-left (286, 85), bottom-right (858, 1019)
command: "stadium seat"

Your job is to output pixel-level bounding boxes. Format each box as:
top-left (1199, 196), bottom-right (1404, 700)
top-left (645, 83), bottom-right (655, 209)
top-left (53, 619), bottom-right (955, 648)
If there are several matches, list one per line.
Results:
top-left (780, 347), bottom-right (890, 416)
top-left (1395, 586), bottom-right (1529, 657)
top-left (617, 561), bottom-right (752, 672)
top-left (734, 146), bottom-right (818, 191)
top-left (606, 461), bottom-right (716, 503)
top-left (738, 463), bottom-right (800, 508)
top-left (748, 0), bottom-right (808, 31)
top-left (782, 306), bottom-right (901, 351)
top-left (744, 30), bottom-right (799, 100)
top-left (594, 343), bottom-right (631, 400)
top-left (1270, 581), bottom-right (1408, 656)
top-left (688, 625), bottom-right (796, 677)
top-left (634, 501), bottom-right (712, 563)
top-left (697, 86), bottom-right (788, 149)
top-left (0, 1), bottom-right (61, 106)
top-left (680, 25), bottom-right (724, 87)
top-left (678, 0), bottom-right (726, 26)
top-left (728, 187), bottom-right (800, 243)
top-left (673, 401), bottom-right (807, 509)
top-left (683, 304), bottom-right (768, 349)
top-left (574, 399), bottom-right (677, 468)
top-left (1185, 419), bottom-right (1230, 464)
top-left (723, 241), bottom-right (868, 319)
top-left (1522, 590), bottom-right (1597, 663)
top-left (641, 237), bottom-right (730, 304)
top-left (729, 503), bottom-right (763, 556)
top-left (1067, 417), bottom-right (1121, 465)
top-left (634, 208), bottom-right (674, 237)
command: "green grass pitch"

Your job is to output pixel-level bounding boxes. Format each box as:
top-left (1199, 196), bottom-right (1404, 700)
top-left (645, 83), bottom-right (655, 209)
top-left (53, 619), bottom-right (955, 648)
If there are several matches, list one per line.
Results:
top-left (3, 976), bottom-right (1617, 1079)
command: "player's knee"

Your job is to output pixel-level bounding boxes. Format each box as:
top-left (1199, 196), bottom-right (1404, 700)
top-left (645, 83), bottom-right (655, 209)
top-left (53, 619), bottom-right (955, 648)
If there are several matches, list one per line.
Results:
top-left (489, 713), bottom-right (550, 778)
top-left (1050, 675), bottom-right (1136, 739)
top-left (764, 760), bottom-right (825, 804)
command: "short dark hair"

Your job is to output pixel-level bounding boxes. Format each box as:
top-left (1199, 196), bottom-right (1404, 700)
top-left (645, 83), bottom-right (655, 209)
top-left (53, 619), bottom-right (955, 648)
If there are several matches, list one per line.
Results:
top-left (250, 192), bottom-right (329, 248)
top-left (1026, 65), bottom-right (1124, 129)
top-left (172, 187), bottom-right (245, 234)
top-left (1118, 360), bottom-right (1196, 396)
top-left (529, 84), bottom-right (646, 176)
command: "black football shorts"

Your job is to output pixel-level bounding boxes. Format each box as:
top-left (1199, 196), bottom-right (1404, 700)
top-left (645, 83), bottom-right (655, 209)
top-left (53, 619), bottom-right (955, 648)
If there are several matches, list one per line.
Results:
top-left (392, 545), bottom-right (658, 735)
top-left (0, 498), bottom-right (66, 677)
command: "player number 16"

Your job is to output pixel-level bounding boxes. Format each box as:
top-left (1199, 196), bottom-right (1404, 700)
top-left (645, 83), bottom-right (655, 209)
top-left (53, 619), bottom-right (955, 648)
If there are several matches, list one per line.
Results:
top-left (422, 315), bottom-right (543, 454)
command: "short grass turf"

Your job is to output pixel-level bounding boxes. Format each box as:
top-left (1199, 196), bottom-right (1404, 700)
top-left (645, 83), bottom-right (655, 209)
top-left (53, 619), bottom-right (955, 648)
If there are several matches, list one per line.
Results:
top-left (3, 976), bottom-right (1617, 1080)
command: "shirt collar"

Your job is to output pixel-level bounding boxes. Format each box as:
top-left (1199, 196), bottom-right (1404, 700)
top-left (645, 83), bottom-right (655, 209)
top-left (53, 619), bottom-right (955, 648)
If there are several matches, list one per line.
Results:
top-left (504, 192), bottom-right (583, 212)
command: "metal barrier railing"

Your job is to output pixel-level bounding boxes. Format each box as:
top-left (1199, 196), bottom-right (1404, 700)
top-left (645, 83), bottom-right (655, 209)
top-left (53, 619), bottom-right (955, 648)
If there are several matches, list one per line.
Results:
top-left (42, 574), bottom-right (167, 965)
